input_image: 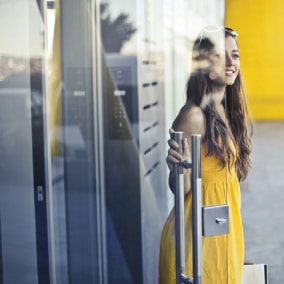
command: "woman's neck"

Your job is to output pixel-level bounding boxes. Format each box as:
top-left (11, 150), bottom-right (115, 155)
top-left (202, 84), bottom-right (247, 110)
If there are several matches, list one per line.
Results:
top-left (212, 86), bottom-right (226, 105)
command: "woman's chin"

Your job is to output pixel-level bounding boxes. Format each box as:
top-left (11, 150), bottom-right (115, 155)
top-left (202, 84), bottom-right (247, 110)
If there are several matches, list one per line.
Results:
top-left (225, 77), bottom-right (236, 85)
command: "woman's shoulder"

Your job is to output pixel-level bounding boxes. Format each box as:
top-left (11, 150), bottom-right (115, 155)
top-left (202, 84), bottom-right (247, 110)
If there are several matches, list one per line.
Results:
top-left (172, 104), bottom-right (205, 137)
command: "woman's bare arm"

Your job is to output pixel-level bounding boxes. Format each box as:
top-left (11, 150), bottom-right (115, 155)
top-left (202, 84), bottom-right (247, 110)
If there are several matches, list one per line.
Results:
top-left (167, 105), bottom-right (205, 195)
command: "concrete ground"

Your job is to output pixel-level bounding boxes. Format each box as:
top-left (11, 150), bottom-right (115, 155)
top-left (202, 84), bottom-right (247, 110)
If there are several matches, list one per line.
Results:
top-left (241, 121), bottom-right (284, 284)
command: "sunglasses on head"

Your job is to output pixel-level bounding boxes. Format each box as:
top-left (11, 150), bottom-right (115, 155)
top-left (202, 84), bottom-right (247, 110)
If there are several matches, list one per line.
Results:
top-left (201, 25), bottom-right (238, 39)
top-left (225, 27), bottom-right (238, 39)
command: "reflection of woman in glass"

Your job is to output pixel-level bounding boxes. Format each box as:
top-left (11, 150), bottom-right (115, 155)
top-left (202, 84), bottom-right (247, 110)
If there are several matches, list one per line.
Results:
top-left (159, 27), bottom-right (253, 283)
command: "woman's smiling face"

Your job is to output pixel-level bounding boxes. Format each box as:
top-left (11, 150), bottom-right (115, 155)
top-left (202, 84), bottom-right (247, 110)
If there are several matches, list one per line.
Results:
top-left (225, 36), bottom-right (240, 85)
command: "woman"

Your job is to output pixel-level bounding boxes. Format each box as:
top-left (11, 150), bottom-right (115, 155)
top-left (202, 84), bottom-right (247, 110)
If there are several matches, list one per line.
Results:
top-left (159, 27), bottom-right (253, 283)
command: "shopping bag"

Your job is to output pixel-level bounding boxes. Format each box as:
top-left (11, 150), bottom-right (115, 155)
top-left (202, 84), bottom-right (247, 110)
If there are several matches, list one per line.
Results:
top-left (242, 263), bottom-right (268, 284)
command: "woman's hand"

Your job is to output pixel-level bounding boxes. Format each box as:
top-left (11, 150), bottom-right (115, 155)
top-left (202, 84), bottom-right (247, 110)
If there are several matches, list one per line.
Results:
top-left (166, 128), bottom-right (192, 195)
top-left (166, 128), bottom-right (191, 173)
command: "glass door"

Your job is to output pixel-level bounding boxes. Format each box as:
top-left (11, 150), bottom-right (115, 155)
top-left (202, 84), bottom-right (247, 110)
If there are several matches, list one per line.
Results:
top-left (46, 0), bottom-right (103, 283)
top-left (0, 1), bottom-right (50, 283)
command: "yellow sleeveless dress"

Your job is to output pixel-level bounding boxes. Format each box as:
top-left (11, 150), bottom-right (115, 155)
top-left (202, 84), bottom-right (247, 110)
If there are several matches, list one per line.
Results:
top-left (159, 144), bottom-right (244, 284)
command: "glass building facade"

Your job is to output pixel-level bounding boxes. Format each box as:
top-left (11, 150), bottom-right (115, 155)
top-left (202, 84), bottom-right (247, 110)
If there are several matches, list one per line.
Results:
top-left (0, 1), bottom-right (224, 283)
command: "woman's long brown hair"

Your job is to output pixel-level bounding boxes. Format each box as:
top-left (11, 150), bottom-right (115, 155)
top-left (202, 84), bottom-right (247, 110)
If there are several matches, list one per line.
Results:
top-left (225, 65), bottom-right (253, 181)
top-left (183, 29), bottom-right (253, 181)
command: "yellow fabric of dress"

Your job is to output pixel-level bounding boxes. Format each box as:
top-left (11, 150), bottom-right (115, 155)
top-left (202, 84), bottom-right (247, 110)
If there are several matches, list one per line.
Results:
top-left (159, 144), bottom-right (244, 284)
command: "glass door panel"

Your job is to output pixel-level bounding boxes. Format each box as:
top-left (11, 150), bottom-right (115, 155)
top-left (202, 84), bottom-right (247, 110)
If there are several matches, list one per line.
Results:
top-left (47, 0), bottom-right (101, 283)
top-left (0, 0), bottom-right (49, 283)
